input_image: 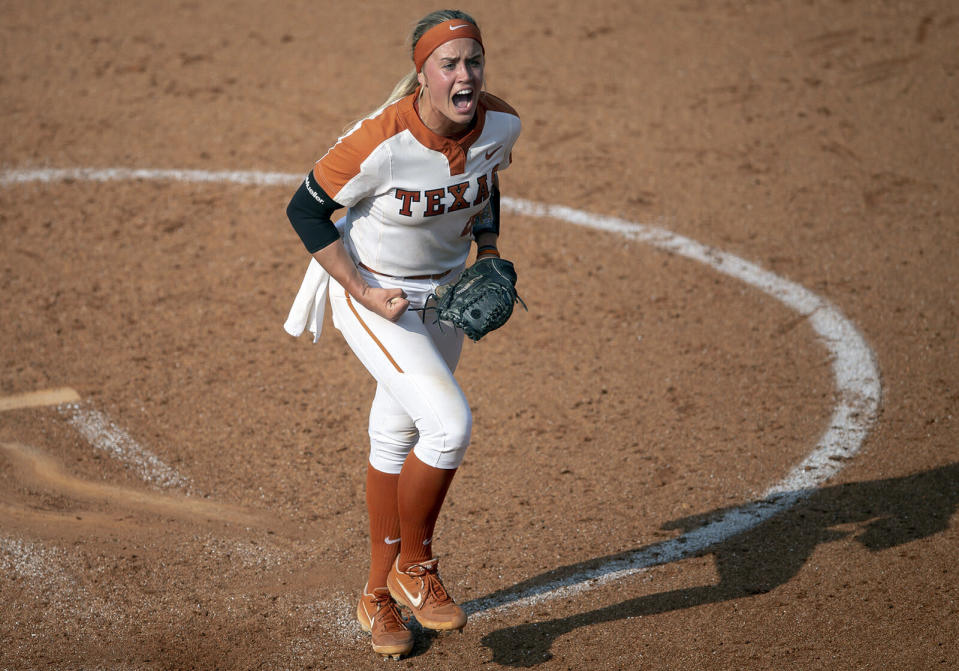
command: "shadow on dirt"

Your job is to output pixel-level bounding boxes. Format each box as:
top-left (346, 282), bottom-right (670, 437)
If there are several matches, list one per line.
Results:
top-left (477, 463), bottom-right (959, 666)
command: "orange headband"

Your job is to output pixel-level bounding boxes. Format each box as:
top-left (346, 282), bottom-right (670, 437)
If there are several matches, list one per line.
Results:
top-left (413, 19), bottom-right (484, 72)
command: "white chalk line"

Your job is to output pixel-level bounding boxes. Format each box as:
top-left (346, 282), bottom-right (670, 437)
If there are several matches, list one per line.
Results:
top-left (0, 384), bottom-right (188, 489)
top-left (57, 401), bottom-right (192, 491)
top-left (465, 200), bottom-right (881, 616)
top-left (0, 167), bottom-right (882, 620)
top-left (0, 167), bottom-right (296, 188)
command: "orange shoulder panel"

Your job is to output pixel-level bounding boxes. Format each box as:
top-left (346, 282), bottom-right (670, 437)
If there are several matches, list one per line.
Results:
top-left (480, 92), bottom-right (520, 118)
top-left (313, 103), bottom-right (407, 199)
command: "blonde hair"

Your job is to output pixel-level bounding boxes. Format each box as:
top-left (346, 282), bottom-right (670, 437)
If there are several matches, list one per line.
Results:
top-left (346, 9), bottom-right (479, 131)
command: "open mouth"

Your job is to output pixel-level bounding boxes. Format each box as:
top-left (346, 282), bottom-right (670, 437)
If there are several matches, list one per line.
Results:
top-left (452, 88), bottom-right (474, 113)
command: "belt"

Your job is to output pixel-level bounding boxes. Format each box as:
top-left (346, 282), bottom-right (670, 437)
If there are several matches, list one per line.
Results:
top-left (358, 262), bottom-right (451, 281)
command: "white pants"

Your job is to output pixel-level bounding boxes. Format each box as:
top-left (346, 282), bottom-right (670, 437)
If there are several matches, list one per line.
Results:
top-left (328, 266), bottom-right (470, 474)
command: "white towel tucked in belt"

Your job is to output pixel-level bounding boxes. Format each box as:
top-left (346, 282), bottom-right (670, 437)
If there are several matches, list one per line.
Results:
top-left (283, 216), bottom-right (348, 343)
top-left (283, 257), bottom-right (330, 343)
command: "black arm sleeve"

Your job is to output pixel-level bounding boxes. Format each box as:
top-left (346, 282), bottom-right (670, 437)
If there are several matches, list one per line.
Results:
top-left (472, 181), bottom-right (501, 239)
top-left (286, 170), bottom-right (343, 253)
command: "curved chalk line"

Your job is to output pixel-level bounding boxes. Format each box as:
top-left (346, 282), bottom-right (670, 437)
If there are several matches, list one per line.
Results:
top-left (0, 167), bottom-right (882, 618)
top-left (465, 200), bottom-right (881, 616)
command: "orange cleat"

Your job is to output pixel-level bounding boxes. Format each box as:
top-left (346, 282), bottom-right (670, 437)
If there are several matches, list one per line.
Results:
top-left (387, 558), bottom-right (467, 631)
top-left (356, 583), bottom-right (415, 659)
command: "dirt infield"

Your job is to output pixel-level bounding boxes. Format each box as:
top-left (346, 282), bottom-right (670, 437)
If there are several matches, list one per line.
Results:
top-left (1, 1), bottom-right (957, 669)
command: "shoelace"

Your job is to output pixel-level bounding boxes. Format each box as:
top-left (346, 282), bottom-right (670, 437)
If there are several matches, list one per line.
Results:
top-left (370, 591), bottom-right (408, 632)
top-left (406, 560), bottom-right (452, 604)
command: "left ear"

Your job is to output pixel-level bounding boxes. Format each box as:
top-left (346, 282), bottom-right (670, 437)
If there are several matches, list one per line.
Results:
top-left (417, 70), bottom-right (426, 88)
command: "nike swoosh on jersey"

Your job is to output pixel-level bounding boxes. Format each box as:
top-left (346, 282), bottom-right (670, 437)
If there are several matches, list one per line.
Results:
top-left (384, 536), bottom-right (401, 545)
top-left (485, 146), bottom-right (501, 160)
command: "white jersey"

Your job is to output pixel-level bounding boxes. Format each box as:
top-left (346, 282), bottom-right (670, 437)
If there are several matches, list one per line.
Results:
top-left (313, 91), bottom-right (521, 277)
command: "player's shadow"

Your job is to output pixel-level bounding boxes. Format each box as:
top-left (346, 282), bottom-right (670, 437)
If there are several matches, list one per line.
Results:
top-left (476, 462), bottom-right (959, 667)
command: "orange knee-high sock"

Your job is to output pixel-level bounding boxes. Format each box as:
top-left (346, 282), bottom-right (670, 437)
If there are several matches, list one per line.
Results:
top-left (397, 452), bottom-right (457, 570)
top-left (366, 463), bottom-right (401, 590)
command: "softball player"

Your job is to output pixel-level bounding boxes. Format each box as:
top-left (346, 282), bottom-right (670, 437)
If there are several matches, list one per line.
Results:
top-left (284, 9), bottom-right (521, 659)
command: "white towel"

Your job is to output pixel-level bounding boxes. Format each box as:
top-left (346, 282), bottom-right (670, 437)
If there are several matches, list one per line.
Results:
top-left (283, 257), bottom-right (330, 343)
top-left (283, 216), bottom-right (348, 343)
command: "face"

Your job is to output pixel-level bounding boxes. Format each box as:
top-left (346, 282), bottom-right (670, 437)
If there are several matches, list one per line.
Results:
top-left (416, 38), bottom-right (485, 136)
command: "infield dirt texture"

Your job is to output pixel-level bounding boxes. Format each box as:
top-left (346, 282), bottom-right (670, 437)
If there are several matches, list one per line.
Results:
top-left (1, 1), bottom-right (957, 669)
